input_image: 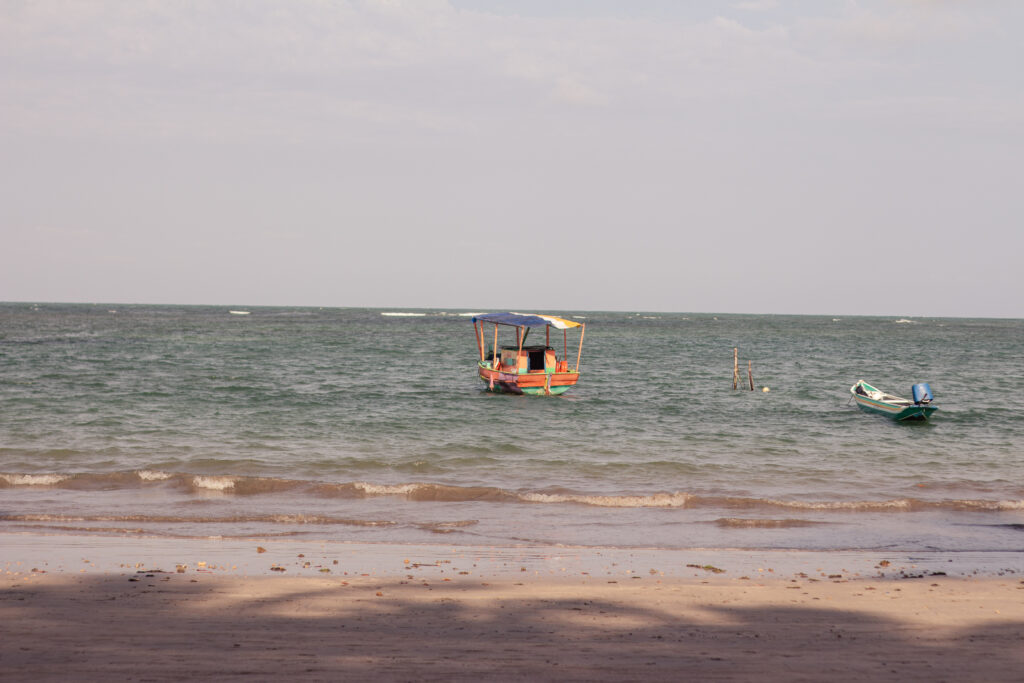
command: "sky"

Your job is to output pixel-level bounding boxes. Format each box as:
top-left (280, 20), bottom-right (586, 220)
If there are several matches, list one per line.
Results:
top-left (2, 0), bottom-right (1021, 316)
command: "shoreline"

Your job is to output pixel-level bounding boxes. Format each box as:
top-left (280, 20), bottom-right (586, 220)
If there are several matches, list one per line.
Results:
top-left (4, 531), bottom-right (1023, 581)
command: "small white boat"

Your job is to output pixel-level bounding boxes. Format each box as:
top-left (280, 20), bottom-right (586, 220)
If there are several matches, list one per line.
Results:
top-left (228, 310), bottom-right (251, 316)
top-left (850, 380), bottom-right (938, 421)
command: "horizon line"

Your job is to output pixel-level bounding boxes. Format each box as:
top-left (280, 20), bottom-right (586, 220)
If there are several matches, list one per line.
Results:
top-left (2, 300), bottom-right (1020, 321)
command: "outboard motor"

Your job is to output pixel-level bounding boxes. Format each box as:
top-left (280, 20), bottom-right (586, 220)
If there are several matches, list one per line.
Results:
top-left (912, 383), bottom-right (933, 405)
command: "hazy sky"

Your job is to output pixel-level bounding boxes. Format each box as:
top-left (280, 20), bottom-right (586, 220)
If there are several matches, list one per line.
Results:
top-left (2, 1), bottom-right (1021, 316)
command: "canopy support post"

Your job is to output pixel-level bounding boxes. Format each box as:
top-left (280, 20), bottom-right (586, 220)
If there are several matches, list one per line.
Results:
top-left (575, 324), bottom-right (585, 372)
top-left (517, 325), bottom-right (524, 374)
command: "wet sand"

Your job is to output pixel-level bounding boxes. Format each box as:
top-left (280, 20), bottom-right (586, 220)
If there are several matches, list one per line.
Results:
top-left (3, 536), bottom-right (1023, 681)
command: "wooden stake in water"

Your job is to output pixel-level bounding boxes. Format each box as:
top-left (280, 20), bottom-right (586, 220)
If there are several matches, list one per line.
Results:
top-left (733, 347), bottom-right (739, 390)
top-left (748, 360), bottom-right (754, 391)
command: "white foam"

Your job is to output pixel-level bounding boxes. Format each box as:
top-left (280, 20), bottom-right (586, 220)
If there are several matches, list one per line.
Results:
top-left (520, 491), bottom-right (692, 508)
top-left (137, 470), bottom-right (172, 481)
top-left (0, 473), bottom-right (69, 486)
top-left (192, 476), bottom-right (236, 491)
top-left (764, 498), bottom-right (913, 511)
top-left (353, 482), bottom-right (420, 495)
top-left (940, 499), bottom-right (1024, 512)
top-left (381, 312), bottom-right (426, 317)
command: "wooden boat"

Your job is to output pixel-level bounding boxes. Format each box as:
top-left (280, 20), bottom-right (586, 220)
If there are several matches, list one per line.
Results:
top-left (471, 313), bottom-right (585, 395)
top-left (850, 380), bottom-right (938, 421)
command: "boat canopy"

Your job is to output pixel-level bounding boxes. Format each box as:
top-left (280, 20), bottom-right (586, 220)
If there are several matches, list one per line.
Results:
top-left (471, 312), bottom-right (581, 330)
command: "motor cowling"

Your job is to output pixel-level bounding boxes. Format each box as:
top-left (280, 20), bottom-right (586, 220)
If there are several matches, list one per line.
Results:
top-left (912, 383), bottom-right (933, 404)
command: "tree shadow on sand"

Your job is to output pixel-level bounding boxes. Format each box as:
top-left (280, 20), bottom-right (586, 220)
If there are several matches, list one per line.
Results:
top-left (2, 576), bottom-right (1022, 681)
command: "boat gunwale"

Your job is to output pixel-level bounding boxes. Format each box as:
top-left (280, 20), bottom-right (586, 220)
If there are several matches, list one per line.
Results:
top-left (850, 380), bottom-right (938, 421)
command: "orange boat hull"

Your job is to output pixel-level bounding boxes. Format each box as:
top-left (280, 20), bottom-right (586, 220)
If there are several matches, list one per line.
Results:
top-left (478, 364), bottom-right (579, 395)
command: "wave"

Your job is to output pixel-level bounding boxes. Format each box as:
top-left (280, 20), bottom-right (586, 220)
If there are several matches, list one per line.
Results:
top-left (713, 518), bottom-right (829, 528)
top-left (415, 520), bottom-right (480, 534)
top-left (0, 513), bottom-right (394, 526)
top-left (192, 475), bottom-right (236, 491)
top-left (4, 524), bottom-right (310, 540)
top-left (352, 482), bottom-right (420, 496)
top-left (520, 491), bottom-right (692, 508)
top-left (1, 470), bottom-right (1021, 512)
top-left (0, 473), bottom-right (70, 486)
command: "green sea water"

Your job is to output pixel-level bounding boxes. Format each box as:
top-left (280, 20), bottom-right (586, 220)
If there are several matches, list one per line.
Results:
top-left (1, 303), bottom-right (1022, 558)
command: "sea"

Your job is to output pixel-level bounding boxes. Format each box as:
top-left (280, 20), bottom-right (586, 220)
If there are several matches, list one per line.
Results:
top-left (2, 303), bottom-right (1022, 572)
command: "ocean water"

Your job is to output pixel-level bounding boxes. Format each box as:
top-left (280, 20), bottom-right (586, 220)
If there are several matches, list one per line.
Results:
top-left (1, 303), bottom-right (1022, 559)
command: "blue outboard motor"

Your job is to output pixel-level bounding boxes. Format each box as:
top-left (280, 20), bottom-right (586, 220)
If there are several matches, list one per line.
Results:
top-left (912, 383), bottom-right (933, 405)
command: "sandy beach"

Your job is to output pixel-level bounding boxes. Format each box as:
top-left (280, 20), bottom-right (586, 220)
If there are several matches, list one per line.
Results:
top-left (3, 536), bottom-right (1023, 681)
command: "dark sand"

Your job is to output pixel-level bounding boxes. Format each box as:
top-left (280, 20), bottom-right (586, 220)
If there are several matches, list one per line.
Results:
top-left (2, 536), bottom-right (1023, 681)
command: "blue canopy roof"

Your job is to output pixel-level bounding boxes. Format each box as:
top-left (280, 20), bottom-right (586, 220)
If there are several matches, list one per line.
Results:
top-left (471, 312), bottom-right (581, 329)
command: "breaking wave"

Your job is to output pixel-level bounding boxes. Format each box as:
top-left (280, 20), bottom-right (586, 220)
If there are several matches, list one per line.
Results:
top-left (713, 518), bottom-right (828, 529)
top-left (192, 476), bottom-right (236, 491)
top-left (1, 470), bottom-right (1021, 512)
top-left (520, 491), bottom-right (693, 508)
top-left (1, 473), bottom-right (70, 486)
top-left (0, 513), bottom-right (395, 527)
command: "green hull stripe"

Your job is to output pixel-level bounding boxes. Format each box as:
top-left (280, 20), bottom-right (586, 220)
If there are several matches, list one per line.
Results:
top-left (854, 397), bottom-right (937, 421)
